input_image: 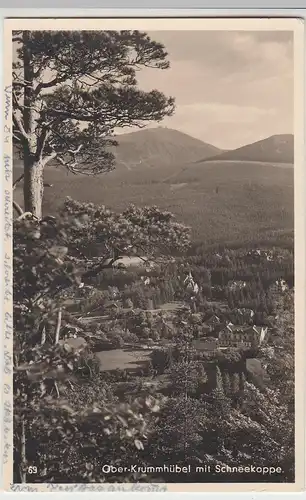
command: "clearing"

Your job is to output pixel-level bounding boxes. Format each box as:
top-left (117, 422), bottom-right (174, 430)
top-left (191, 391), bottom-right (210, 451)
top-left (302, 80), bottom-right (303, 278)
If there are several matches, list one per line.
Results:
top-left (96, 347), bottom-right (152, 372)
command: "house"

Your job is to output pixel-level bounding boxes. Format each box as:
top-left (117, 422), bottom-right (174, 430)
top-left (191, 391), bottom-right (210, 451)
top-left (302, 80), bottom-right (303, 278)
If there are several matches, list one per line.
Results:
top-left (218, 325), bottom-right (268, 348)
top-left (221, 322), bottom-right (235, 334)
top-left (103, 302), bottom-right (121, 316)
top-left (202, 315), bottom-right (222, 335)
top-left (184, 272), bottom-right (199, 295)
top-left (254, 325), bottom-right (268, 345)
top-left (237, 308), bottom-right (254, 320)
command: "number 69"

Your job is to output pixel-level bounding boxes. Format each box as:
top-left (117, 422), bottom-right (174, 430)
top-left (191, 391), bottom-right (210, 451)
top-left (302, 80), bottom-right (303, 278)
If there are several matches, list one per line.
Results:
top-left (28, 466), bottom-right (37, 474)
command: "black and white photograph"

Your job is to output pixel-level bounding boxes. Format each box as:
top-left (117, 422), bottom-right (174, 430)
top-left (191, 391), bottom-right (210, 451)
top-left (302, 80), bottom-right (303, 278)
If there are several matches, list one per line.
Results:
top-left (4, 18), bottom-right (304, 490)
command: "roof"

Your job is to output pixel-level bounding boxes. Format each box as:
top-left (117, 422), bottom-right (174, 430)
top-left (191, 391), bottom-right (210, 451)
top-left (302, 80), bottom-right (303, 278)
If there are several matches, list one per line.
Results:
top-left (105, 301), bottom-right (119, 308)
top-left (219, 325), bottom-right (267, 337)
top-left (206, 314), bottom-right (220, 324)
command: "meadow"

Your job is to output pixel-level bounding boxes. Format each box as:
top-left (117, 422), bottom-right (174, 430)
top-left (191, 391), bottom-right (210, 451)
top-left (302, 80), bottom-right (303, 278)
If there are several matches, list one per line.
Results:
top-left (96, 348), bottom-right (152, 373)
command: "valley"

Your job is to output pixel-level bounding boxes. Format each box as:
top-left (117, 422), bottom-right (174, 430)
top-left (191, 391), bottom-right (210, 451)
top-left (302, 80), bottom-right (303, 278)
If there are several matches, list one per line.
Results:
top-left (13, 155), bottom-right (294, 248)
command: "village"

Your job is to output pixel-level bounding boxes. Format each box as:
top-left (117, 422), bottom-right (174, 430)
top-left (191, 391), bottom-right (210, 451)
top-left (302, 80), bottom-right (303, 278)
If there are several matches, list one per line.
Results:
top-left (13, 205), bottom-right (295, 484)
top-left (57, 247), bottom-right (291, 396)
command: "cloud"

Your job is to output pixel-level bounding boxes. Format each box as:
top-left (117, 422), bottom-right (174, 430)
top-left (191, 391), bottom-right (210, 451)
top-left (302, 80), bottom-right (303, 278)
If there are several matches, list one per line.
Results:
top-left (13, 29), bottom-right (293, 149)
top-left (134, 30), bottom-right (293, 148)
top-left (177, 102), bottom-right (277, 124)
top-left (154, 102), bottom-right (286, 150)
top-left (147, 30), bottom-right (293, 75)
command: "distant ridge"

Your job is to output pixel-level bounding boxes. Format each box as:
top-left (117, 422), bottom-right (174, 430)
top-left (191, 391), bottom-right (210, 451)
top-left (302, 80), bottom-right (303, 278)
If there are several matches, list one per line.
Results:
top-left (13, 127), bottom-right (224, 173)
top-left (196, 134), bottom-right (294, 164)
top-left (110, 127), bottom-right (223, 170)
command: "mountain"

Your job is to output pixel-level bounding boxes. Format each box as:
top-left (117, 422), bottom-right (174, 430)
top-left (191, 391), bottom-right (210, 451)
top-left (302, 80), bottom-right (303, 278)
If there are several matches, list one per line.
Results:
top-left (109, 127), bottom-right (223, 169)
top-left (13, 127), bottom-right (223, 174)
top-left (196, 134), bottom-right (294, 164)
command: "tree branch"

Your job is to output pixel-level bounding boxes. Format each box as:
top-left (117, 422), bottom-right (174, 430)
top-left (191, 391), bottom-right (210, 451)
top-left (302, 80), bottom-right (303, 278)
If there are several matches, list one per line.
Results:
top-left (12, 86), bottom-right (24, 112)
top-left (12, 73), bottom-right (29, 87)
top-left (48, 107), bottom-right (104, 122)
top-left (47, 106), bottom-right (162, 126)
top-left (13, 112), bottom-right (28, 141)
top-left (41, 324), bottom-right (46, 345)
top-left (16, 211), bottom-right (37, 221)
top-left (35, 74), bottom-right (70, 96)
top-left (13, 201), bottom-right (24, 216)
top-left (36, 127), bottom-right (51, 160)
top-left (54, 381), bottom-right (60, 398)
top-left (13, 174), bottom-right (24, 190)
top-left (82, 254), bottom-right (126, 279)
top-left (13, 133), bottom-right (22, 143)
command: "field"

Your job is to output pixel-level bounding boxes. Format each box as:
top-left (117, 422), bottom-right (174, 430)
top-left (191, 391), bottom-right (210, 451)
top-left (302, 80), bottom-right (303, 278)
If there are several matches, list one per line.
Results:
top-left (96, 347), bottom-right (152, 372)
top-left (13, 158), bottom-right (294, 248)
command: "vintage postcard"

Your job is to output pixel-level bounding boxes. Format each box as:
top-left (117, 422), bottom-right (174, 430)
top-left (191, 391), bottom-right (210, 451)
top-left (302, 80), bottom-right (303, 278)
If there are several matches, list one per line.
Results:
top-left (2, 16), bottom-right (305, 493)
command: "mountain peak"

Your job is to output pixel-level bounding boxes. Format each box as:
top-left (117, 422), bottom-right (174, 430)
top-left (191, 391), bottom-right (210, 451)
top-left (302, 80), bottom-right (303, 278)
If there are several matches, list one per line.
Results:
top-left (200, 134), bottom-right (294, 164)
top-left (112, 127), bottom-right (223, 170)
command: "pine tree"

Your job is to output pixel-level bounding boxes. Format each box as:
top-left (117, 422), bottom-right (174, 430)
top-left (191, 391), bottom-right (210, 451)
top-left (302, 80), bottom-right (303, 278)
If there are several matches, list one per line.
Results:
top-left (215, 365), bottom-right (224, 393)
top-left (223, 371), bottom-right (232, 396)
top-left (13, 30), bottom-right (175, 218)
top-left (231, 372), bottom-right (240, 395)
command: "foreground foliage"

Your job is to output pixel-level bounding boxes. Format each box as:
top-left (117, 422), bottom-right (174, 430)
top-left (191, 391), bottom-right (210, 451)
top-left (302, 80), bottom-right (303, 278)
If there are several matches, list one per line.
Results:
top-left (13, 199), bottom-right (189, 482)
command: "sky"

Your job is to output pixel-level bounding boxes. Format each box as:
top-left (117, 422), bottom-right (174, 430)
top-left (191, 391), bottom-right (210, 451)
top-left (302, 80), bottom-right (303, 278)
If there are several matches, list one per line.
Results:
top-left (13, 29), bottom-right (294, 151)
top-left (125, 30), bottom-right (294, 150)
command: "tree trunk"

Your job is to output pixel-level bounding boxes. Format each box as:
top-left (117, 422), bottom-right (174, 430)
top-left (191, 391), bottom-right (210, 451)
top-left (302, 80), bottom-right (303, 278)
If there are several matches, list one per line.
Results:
top-left (22, 31), bottom-right (44, 220)
top-left (20, 417), bottom-right (26, 483)
top-left (23, 155), bottom-right (44, 220)
top-left (40, 323), bottom-right (46, 345)
top-left (54, 308), bottom-right (62, 344)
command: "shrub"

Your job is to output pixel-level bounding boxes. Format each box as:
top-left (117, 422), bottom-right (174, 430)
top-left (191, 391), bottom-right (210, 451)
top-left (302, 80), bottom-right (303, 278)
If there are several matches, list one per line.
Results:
top-left (111, 334), bottom-right (124, 349)
top-left (150, 348), bottom-right (173, 375)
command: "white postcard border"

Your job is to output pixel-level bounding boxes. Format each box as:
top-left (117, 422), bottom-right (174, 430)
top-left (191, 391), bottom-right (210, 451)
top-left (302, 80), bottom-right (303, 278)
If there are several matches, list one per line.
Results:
top-left (2, 15), bottom-right (305, 493)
